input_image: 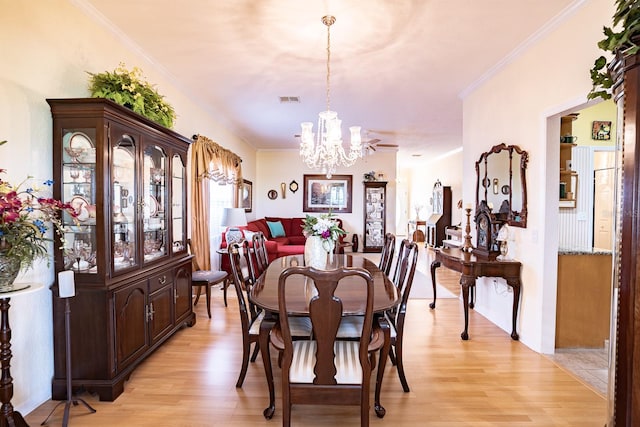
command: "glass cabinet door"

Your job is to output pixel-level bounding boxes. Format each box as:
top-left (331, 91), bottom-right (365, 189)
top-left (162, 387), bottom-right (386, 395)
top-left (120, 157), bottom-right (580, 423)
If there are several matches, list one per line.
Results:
top-left (364, 183), bottom-right (386, 251)
top-left (171, 154), bottom-right (186, 253)
top-left (112, 135), bottom-right (137, 272)
top-left (62, 128), bottom-right (98, 274)
top-left (143, 145), bottom-right (168, 263)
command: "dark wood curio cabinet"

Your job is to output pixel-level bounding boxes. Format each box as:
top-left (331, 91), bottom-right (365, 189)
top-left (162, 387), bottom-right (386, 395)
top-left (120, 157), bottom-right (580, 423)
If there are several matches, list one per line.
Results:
top-left (363, 181), bottom-right (387, 252)
top-left (48, 98), bottom-right (194, 401)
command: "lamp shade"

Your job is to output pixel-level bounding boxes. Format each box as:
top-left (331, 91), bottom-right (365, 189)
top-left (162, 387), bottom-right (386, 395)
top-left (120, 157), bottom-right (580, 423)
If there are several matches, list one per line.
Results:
top-left (221, 207), bottom-right (247, 227)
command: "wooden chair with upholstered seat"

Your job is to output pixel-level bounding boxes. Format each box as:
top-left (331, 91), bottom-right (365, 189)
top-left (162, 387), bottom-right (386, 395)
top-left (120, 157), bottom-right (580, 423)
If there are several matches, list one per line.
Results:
top-left (336, 239), bottom-right (418, 393)
top-left (228, 242), bottom-right (312, 388)
top-left (187, 239), bottom-right (229, 319)
top-left (270, 265), bottom-right (386, 427)
top-left (385, 239), bottom-right (419, 392)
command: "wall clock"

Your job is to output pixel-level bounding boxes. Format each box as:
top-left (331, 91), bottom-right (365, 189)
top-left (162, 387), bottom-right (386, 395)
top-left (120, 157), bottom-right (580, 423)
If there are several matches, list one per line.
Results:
top-left (289, 180), bottom-right (299, 193)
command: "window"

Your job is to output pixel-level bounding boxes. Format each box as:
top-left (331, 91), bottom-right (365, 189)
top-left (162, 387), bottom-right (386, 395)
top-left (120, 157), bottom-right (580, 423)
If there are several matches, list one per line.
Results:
top-left (209, 182), bottom-right (235, 269)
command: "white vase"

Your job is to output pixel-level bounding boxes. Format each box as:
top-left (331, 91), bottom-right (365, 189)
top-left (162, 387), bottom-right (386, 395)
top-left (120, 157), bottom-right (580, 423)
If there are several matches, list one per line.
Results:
top-left (305, 236), bottom-right (329, 269)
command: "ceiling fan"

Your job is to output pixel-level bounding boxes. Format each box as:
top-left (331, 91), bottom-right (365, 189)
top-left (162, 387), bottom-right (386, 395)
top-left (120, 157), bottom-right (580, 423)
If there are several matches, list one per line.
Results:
top-left (293, 132), bottom-right (399, 155)
top-left (361, 133), bottom-right (399, 155)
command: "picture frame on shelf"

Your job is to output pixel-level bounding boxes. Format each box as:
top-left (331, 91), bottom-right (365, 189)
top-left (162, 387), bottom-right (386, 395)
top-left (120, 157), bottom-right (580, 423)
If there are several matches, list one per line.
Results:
top-left (303, 174), bottom-right (352, 213)
top-left (591, 120), bottom-right (611, 140)
top-left (240, 179), bottom-right (252, 212)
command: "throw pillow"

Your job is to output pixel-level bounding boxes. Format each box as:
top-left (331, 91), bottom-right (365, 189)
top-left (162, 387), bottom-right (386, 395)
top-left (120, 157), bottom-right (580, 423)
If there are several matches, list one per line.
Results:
top-left (266, 220), bottom-right (286, 238)
top-left (243, 230), bottom-right (256, 241)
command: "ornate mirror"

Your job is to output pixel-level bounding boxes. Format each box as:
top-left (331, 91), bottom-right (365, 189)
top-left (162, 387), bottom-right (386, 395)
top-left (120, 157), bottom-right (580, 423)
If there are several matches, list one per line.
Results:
top-left (475, 143), bottom-right (528, 228)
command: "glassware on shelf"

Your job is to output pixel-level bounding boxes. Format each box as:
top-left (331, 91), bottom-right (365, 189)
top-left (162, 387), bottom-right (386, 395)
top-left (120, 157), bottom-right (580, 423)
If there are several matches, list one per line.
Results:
top-left (69, 167), bottom-right (80, 182)
top-left (64, 146), bottom-right (85, 163)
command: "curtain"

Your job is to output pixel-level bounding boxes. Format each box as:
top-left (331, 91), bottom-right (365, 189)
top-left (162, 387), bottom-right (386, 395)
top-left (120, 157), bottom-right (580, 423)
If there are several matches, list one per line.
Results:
top-left (190, 134), bottom-right (242, 270)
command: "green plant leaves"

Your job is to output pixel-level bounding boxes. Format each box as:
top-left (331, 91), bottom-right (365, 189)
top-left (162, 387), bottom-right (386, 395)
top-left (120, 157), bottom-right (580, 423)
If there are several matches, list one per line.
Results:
top-left (87, 64), bottom-right (176, 128)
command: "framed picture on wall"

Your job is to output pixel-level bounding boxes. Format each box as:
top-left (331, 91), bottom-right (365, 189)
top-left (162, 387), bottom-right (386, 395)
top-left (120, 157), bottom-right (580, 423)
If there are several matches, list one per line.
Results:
top-left (592, 121), bottom-right (611, 140)
top-left (303, 174), bottom-right (352, 213)
top-left (241, 179), bottom-right (252, 212)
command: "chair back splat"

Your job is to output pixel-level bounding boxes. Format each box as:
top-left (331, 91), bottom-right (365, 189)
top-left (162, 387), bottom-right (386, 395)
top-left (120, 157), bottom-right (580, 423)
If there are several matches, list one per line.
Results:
top-left (378, 233), bottom-right (396, 276)
top-left (271, 266), bottom-right (381, 427)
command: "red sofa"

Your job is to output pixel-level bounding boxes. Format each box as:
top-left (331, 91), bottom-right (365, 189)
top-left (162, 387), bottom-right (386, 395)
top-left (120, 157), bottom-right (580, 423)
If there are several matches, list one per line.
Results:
top-left (220, 216), bottom-right (344, 274)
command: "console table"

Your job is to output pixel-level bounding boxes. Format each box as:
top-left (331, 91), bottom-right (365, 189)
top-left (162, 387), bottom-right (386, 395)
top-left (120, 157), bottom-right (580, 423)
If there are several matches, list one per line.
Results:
top-left (430, 247), bottom-right (521, 340)
top-left (0, 282), bottom-right (43, 427)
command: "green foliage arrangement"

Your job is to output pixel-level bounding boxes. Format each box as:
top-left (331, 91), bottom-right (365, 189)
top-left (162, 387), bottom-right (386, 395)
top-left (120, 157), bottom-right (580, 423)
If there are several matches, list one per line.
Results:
top-left (88, 63), bottom-right (176, 128)
top-left (0, 140), bottom-right (78, 271)
top-left (589, 0), bottom-right (640, 100)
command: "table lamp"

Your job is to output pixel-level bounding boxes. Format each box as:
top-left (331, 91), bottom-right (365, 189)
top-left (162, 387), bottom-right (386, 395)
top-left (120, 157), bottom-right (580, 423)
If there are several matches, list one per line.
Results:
top-left (496, 224), bottom-right (510, 260)
top-left (222, 207), bottom-right (247, 245)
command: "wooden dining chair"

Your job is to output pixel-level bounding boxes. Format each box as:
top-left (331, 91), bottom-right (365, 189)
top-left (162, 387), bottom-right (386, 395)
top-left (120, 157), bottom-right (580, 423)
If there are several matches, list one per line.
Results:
top-left (336, 239), bottom-right (418, 393)
top-left (386, 240), bottom-right (419, 392)
top-left (251, 231), bottom-right (270, 275)
top-left (378, 233), bottom-right (396, 276)
top-left (228, 243), bottom-right (312, 388)
top-left (187, 239), bottom-right (229, 319)
top-left (270, 266), bottom-right (385, 427)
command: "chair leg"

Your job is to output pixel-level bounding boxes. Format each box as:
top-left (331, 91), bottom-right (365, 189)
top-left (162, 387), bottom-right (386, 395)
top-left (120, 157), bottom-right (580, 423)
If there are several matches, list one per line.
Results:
top-left (236, 336), bottom-right (251, 388)
top-left (250, 342), bottom-right (260, 362)
top-left (395, 341), bottom-right (410, 392)
top-left (205, 283), bottom-right (212, 319)
top-left (223, 279), bottom-right (229, 307)
top-left (193, 285), bottom-right (202, 305)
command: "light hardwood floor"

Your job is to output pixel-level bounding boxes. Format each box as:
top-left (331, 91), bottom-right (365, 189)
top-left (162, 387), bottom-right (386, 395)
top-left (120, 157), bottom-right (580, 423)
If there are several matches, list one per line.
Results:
top-left (27, 250), bottom-right (606, 426)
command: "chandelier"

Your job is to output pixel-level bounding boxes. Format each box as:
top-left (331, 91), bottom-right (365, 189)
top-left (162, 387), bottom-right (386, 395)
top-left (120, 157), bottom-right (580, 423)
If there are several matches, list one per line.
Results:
top-left (300, 15), bottom-right (362, 179)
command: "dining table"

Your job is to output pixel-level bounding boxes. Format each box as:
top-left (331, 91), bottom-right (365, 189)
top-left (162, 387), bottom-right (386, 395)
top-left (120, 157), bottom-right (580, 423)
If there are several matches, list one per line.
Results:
top-left (250, 253), bottom-right (399, 419)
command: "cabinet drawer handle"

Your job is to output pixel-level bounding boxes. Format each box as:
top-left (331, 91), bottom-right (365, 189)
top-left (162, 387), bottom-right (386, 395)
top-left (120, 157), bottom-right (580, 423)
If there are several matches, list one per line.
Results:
top-left (158, 275), bottom-right (167, 285)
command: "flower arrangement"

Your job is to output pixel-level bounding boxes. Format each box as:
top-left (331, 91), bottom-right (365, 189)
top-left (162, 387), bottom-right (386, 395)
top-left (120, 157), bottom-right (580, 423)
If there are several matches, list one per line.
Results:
top-left (88, 63), bottom-right (176, 129)
top-left (588, 0), bottom-right (640, 100)
top-left (0, 140), bottom-right (78, 273)
top-left (302, 213), bottom-right (346, 244)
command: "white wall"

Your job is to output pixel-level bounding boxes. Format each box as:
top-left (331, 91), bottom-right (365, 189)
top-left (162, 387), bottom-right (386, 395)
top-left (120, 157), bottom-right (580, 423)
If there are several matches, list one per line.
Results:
top-left (408, 149), bottom-right (464, 226)
top-left (256, 150), bottom-right (397, 249)
top-left (462, 0), bottom-right (614, 353)
top-left (0, 0), bottom-right (254, 413)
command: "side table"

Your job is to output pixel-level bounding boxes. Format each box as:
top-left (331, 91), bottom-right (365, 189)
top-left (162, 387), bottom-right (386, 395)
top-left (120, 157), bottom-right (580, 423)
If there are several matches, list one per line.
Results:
top-left (0, 282), bottom-right (44, 427)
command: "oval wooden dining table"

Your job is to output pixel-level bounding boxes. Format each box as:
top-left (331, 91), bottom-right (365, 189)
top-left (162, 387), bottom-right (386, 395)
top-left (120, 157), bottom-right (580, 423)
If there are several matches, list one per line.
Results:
top-left (250, 253), bottom-right (399, 419)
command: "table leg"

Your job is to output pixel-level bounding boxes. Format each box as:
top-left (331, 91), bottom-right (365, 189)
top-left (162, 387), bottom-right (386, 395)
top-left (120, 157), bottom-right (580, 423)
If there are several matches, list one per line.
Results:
top-left (374, 316), bottom-right (391, 418)
top-left (429, 261), bottom-right (440, 309)
top-left (507, 278), bottom-right (521, 340)
top-left (259, 315), bottom-right (276, 419)
top-left (460, 276), bottom-right (474, 340)
top-left (0, 298), bottom-right (28, 427)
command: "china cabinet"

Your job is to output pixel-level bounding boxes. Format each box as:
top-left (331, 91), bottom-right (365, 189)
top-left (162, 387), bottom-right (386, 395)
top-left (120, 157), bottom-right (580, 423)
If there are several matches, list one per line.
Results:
top-left (363, 181), bottom-right (386, 252)
top-left (48, 98), bottom-right (194, 401)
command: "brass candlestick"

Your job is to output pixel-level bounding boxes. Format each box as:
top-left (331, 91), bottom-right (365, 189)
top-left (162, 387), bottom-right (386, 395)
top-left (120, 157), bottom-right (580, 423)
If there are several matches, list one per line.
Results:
top-left (462, 207), bottom-right (474, 252)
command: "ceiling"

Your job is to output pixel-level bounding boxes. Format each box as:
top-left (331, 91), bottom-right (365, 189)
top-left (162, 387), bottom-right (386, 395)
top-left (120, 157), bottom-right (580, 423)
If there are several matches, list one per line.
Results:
top-left (80, 0), bottom-right (577, 164)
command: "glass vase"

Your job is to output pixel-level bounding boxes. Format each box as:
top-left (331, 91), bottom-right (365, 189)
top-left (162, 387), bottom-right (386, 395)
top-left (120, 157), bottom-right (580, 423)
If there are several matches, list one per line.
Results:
top-left (0, 250), bottom-right (21, 292)
top-left (305, 236), bottom-right (328, 269)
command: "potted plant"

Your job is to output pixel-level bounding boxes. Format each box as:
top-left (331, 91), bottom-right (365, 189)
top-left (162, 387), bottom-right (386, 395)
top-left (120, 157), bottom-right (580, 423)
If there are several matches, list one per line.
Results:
top-left (87, 63), bottom-right (177, 128)
top-left (0, 140), bottom-right (78, 290)
top-left (588, 0), bottom-right (640, 100)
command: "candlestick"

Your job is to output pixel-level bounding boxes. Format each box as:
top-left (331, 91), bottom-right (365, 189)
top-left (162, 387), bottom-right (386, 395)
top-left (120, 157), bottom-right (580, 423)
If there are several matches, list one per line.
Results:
top-left (462, 207), bottom-right (474, 252)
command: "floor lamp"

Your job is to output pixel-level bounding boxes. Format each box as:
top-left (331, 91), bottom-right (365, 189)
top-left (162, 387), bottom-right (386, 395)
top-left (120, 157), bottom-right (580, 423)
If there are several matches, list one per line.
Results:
top-left (42, 271), bottom-right (96, 426)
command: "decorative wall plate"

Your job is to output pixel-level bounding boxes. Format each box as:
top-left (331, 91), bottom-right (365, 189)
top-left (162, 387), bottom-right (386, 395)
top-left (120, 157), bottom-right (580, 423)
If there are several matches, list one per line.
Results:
top-left (501, 185), bottom-right (510, 195)
top-left (268, 189), bottom-right (278, 200)
top-left (289, 180), bottom-right (299, 193)
top-left (70, 196), bottom-right (90, 221)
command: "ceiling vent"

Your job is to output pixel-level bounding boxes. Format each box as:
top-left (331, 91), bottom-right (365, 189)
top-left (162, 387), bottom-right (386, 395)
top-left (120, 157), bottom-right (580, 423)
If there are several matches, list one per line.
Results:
top-left (279, 96), bottom-right (300, 103)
